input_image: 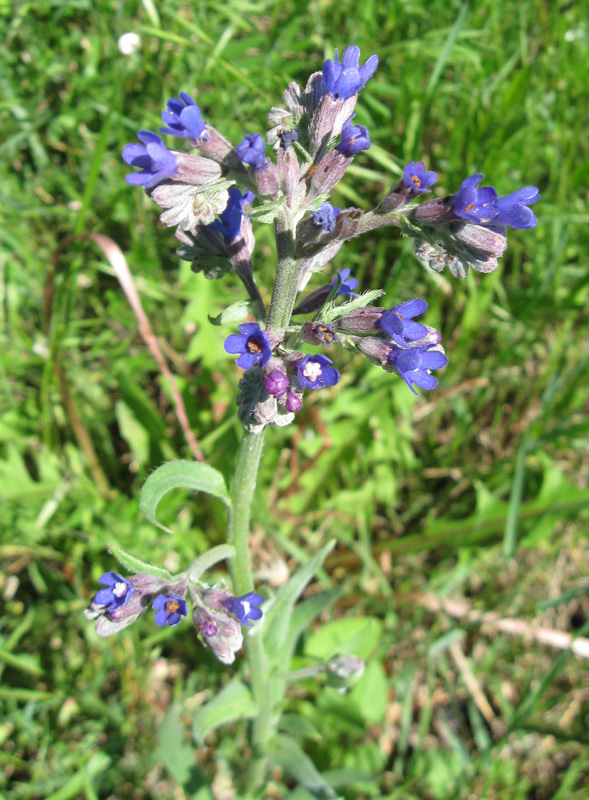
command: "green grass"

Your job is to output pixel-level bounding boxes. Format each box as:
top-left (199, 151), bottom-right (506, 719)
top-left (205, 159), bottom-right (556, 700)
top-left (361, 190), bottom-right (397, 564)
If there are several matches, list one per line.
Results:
top-left (1, 0), bottom-right (588, 797)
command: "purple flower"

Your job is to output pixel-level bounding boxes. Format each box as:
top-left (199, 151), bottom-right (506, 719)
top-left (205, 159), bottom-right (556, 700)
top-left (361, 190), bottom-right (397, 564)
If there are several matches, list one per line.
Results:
top-left (280, 129), bottom-right (299, 148)
top-left (336, 114), bottom-right (370, 157)
top-left (264, 370), bottom-right (289, 398)
top-left (221, 592), bottom-right (264, 627)
top-left (296, 354), bottom-right (340, 390)
top-left (387, 345), bottom-right (448, 394)
top-left (379, 298), bottom-right (429, 346)
top-left (159, 92), bottom-right (207, 140)
top-left (330, 267), bottom-right (359, 297)
top-left (122, 131), bottom-right (177, 190)
top-left (92, 572), bottom-right (135, 613)
top-left (494, 186), bottom-right (540, 229)
top-left (235, 133), bottom-right (267, 171)
top-left (403, 162), bottom-right (437, 194)
top-left (152, 593), bottom-right (187, 627)
top-left (225, 323), bottom-right (272, 370)
top-left (210, 187), bottom-right (255, 240)
top-left (311, 202), bottom-right (340, 233)
top-left (322, 45), bottom-right (378, 100)
top-left (452, 175), bottom-right (540, 229)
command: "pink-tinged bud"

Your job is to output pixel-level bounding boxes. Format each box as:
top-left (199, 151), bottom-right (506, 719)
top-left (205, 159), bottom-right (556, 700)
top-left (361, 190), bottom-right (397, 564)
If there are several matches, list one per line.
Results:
top-left (410, 197), bottom-right (454, 223)
top-left (305, 149), bottom-right (351, 204)
top-left (351, 336), bottom-right (393, 366)
top-left (172, 153), bottom-right (223, 185)
top-left (379, 180), bottom-right (411, 213)
top-left (197, 124), bottom-right (239, 167)
top-left (193, 605), bottom-right (220, 638)
top-left (309, 92), bottom-right (357, 161)
top-left (254, 160), bottom-right (280, 197)
top-left (335, 307), bottom-right (384, 332)
top-left (277, 145), bottom-right (303, 208)
top-left (451, 222), bottom-right (507, 258)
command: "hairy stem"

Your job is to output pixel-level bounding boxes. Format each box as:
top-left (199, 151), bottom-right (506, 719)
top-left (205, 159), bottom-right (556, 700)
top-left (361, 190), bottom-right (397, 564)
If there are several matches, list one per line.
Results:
top-left (226, 429), bottom-right (273, 787)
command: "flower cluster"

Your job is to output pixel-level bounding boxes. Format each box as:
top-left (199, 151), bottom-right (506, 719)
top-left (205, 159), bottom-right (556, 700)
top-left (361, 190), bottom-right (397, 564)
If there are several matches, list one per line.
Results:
top-left (121, 44), bottom-right (539, 430)
top-left (85, 572), bottom-right (264, 665)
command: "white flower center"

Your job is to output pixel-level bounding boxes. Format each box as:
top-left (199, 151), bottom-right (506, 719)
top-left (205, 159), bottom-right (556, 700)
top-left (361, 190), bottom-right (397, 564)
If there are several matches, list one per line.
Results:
top-left (241, 600), bottom-right (251, 616)
top-left (113, 581), bottom-right (127, 597)
top-left (302, 362), bottom-right (322, 381)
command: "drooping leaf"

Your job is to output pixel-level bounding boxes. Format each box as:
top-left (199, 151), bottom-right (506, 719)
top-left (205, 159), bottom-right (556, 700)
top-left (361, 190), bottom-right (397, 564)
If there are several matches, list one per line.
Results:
top-left (192, 679), bottom-right (259, 746)
top-left (109, 543), bottom-right (172, 580)
top-left (140, 460), bottom-right (231, 534)
top-left (263, 540), bottom-right (336, 654)
top-left (268, 734), bottom-right (338, 799)
top-left (186, 544), bottom-right (235, 582)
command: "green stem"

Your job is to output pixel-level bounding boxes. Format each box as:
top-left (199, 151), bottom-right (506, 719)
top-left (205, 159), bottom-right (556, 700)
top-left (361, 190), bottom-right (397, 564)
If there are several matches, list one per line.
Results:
top-left (226, 429), bottom-right (274, 787)
top-left (225, 209), bottom-right (302, 792)
top-left (267, 212), bottom-right (301, 333)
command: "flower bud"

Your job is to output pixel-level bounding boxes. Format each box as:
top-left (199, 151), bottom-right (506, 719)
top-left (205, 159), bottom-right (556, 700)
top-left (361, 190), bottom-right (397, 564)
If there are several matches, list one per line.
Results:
top-left (195, 608), bottom-right (243, 665)
top-left (253, 161), bottom-right (280, 197)
top-left (410, 197), bottom-right (454, 223)
top-left (335, 307), bottom-right (384, 332)
top-left (282, 388), bottom-right (303, 413)
top-left (305, 149), bottom-right (351, 204)
top-left (197, 124), bottom-right (240, 167)
top-left (264, 370), bottom-right (289, 398)
top-left (325, 654), bottom-right (366, 692)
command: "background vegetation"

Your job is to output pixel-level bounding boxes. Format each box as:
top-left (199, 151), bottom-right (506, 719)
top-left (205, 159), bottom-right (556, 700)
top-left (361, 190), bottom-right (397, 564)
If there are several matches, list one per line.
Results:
top-left (1, 0), bottom-right (588, 797)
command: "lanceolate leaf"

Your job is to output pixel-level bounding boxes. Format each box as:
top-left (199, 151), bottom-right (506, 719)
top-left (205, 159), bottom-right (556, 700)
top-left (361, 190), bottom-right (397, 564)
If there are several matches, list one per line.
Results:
top-left (192, 679), bottom-right (259, 746)
top-left (140, 460), bottom-right (231, 534)
top-left (109, 543), bottom-right (172, 580)
top-left (208, 299), bottom-right (258, 326)
top-left (263, 540), bottom-right (336, 654)
top-left (267, 734), bottom-right (338, 799)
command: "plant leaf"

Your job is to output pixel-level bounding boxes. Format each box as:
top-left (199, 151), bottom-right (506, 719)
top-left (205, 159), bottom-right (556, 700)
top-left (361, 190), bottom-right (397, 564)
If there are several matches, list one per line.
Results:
top-left (109, 543), bottom-right (172, 580)
top-left (322, 290), bottom-right (385, 323)
top-left (140, 460), bottom-right (231, 534)
top-left (263, 540), bottom-right (336, 654)
top-left (208, 300), bottom-right (259, 326)
top-left (268, 734), bottom-right (338, 799)
top-left (192, 679), bottom-right (259, 746)
top-left (158, 705), bottom-right (213, 799)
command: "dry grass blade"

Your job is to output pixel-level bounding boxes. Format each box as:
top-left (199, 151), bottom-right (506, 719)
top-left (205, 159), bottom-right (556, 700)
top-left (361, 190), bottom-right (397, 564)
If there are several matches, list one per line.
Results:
top-left (88, 234), bottom-right (205, 463)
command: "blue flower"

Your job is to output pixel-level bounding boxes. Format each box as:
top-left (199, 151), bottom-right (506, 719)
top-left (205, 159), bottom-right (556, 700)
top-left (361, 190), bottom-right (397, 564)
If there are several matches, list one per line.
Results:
top-left (330, 267), bottom-right (359, 297)
top-left (452, 175), bottom-right (540, 229)
top-left (122, 131), bottom-right (177, 190)
top-left (379, 298), bottom-right (429, 345)
top-left (311, 202), bottom-right (340, 233)
top-left (336, 115), bottom-right (370, 157)
top-left (210, 187), bottom-right (255, 240)
top-left (322, 45), bottom-right (378, 100)
top-left (221, 592), bottom-right (264, 627)
top-left (224, 323), bottom-right (272, 369)
top-left (296, 354), bottom-right (340, 389)
top-left (387, 345), bottom-right (448, 394)
top-left (92, 572), bottom-right (135, 612)
top-left (280, 129), bottom-right (299, 148)
top-left (159, 92), bottom-right (207, 140)
top-left (494, 186), bottom-right (540, 229)
top-left (152, 593), bottom-right (187, 627)
top-left (235, 133), bottom-right (267, 171)
top-left (403, 162), bottom-right (437, 194)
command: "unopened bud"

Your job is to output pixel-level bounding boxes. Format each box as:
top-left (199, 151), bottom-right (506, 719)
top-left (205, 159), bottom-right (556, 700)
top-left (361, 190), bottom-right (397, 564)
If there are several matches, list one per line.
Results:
top-left (335, 307), bottom-right (383, 332)
top-left (410, 197), bottom-right (453, 224)
top-left (325, 654), bottom-right (366, 691)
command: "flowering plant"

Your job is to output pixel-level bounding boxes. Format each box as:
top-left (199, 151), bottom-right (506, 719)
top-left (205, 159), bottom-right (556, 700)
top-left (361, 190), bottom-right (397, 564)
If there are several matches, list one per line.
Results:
top-left (87, 45), bottom-right (539, 795)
